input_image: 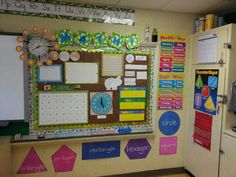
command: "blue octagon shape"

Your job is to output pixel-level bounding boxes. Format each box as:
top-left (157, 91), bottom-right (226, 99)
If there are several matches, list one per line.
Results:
top-left (158, 111), bottom-right (180, 136)
top-left (91, 93), bottom-right (112, 115)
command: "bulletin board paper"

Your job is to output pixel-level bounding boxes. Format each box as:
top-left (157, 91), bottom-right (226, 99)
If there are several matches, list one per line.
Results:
top-left (29, 49), bottom-right (154, 137)
top-left (65, 62), bottom-right (98, 84)
top-left (197, 34), bottom-right (218, 64)
top-left (102, 54), bottom-right (124, 76)
top-left (38, 65), bottom-right (62, 83)
top-left (39, 91), bottom-right (88, 125)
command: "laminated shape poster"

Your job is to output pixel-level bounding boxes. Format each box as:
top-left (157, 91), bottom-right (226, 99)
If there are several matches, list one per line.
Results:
top-left (194, 69), bottom-right (219, 115)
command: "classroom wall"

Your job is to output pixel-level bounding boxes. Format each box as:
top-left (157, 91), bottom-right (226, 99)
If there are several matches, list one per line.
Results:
top-left (0, 8), bottom-right (197, 177)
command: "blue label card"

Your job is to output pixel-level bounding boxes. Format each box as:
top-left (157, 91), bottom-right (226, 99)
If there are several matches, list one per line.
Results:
top-left (158, 111), bottom-right (180, 136)
top-left (82, 141), bottom-right (120, 160)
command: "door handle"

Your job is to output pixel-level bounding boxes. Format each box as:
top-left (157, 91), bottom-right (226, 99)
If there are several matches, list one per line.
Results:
top-left (220, 149), bottom-right (225, 154)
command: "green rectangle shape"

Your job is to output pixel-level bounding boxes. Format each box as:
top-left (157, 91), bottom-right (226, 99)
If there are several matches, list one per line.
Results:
top-left (173, 63), bottom-right (185, 68)
top-left (161, 47), bottom-right (173, 51)
top-left (119, 98), bottom-right (146, 102)
top-left (158, 88), bottom-right (174, 92)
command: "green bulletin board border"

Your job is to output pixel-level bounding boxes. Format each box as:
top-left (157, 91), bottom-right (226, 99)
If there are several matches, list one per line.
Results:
top-left (30, 48), bottom-right (154, 135)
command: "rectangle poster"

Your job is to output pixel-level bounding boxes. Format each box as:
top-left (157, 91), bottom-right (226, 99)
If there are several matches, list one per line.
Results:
top-left (193, 111), bottom-right (213, 151)
top-left (82, 141), bottom-right (120, 160)
top-left (194, 69), bottom-right (219, 115)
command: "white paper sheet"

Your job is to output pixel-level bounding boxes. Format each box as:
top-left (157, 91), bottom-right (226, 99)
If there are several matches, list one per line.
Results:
top-left (124, 78), bottom-right (136, 86)
top-left (102, 54), bottom-right (124, 76)
top-left (137, 71), bottom-right (147, 80)
top-left (197, 33), bottom-right (218, 64)
top-left (65, 62), bottom-right (98, 84)
top-left (39, 92), bottom-right (88, 125)
top-left (136, 55), bottom-right (147, 61)
top-left (125, 71), bottom-right (135, 77)
top-left (38, 65), bottom-right (62, 82)
top-left (125, 64), bottom-right (147, 70)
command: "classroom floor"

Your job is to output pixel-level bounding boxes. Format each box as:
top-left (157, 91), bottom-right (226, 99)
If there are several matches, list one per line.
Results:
top-left (158, 174), bottom-right (190, 177)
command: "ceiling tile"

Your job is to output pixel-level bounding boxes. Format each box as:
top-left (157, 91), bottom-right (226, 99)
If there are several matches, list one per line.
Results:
top-left (59, 0), bottom-right (236, 14)
top-left (118, 0), bottom-right (173, 9)
top-left (162, 0), bottom-right (224, 13)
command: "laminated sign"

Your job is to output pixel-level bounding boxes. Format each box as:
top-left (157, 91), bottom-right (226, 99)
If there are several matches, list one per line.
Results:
top-left (193, 111), bottom-right (213, 151)
top-left (194, 69), bottom-right (219, 115)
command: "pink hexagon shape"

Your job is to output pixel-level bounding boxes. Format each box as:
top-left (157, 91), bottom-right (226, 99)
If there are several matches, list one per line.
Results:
top-left (51, 145), bottom-right (77, 173)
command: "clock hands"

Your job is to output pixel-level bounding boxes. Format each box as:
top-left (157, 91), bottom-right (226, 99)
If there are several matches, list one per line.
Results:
top-left (100, 97), bottom-right (104, 108)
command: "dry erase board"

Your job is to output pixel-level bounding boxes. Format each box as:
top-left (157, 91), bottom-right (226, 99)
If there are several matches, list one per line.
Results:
top-left (27, 47), bottom-right (155, 137)
top-left (0, 33), bottom-right (26, 121)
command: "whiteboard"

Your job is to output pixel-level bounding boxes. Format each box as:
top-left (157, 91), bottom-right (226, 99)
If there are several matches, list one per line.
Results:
top-left (0, 34), bottom-right (25, 121)
top-left (65, 62), bottom-right (98, 84)
top-left (196, 33), bottom-right (218, 64)
top-left (39, 92), bottom-right (88, 125)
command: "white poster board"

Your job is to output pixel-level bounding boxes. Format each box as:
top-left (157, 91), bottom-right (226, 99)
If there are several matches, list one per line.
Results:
top-left (197, 33), bottom-right (218, 64)
top-left (39, 92), bottom-right (88, 125)
top-left (102, 54), bottom-right (124, 76)
top-left (65, 62), bottom-right (98, 84)
top-left (38, 65), bottom-right (62, 82)
top-left (0, 34), bottom-right (25, 121)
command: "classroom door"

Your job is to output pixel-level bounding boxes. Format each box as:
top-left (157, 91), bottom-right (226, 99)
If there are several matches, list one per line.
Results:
top-left (185, 65), bottom-right (225, 177)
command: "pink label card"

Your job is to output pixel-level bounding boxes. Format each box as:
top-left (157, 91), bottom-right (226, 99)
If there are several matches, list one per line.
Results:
top-left (160, 136), bottom-right (177, 155)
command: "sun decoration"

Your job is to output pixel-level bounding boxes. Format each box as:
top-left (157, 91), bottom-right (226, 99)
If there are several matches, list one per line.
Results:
top-left (16, 25), bottom-right (59, 66)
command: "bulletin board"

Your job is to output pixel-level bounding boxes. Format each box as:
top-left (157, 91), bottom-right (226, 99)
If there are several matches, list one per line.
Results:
top-left (26, 37), bottom-right (155, 137)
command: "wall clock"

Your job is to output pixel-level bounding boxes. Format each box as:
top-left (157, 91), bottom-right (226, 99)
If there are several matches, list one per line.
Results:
top-left (28, 37), bottom-right (48, 57)
top-left (90, 92), bottom-right (113, 115)
top-left (16, 25), bottom-right (59, 66)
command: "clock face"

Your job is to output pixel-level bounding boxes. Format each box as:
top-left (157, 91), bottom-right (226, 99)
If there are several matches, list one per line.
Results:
top-left (28, 37), bottom-right (48, 57)
top-left (91, 92), bottom-right (112, 115)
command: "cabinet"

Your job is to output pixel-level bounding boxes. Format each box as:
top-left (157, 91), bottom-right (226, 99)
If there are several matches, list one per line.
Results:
top-left (220, 131), bottom-right (236, 177)
top-left (185, 24), bottom-right (236, 177)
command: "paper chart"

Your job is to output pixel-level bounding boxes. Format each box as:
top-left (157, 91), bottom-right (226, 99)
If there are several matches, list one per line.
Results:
top-left (158, 34), bottom-right (186, 110)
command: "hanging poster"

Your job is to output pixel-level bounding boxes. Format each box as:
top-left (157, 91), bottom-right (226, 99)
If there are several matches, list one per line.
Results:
top-left (82, 141), bottom-right (120, 160)
top-left (17, 147), bottom-right (47, 174)
top-left (194, 69), bottom-right (219, 115)
top-left (158, 73), bottom-right (184, 110)
top-left (51, 145), bottom-right (77, 173)
top-left (158, 34), bottom-right (186, 110)
top-left (124, 139), bottom-right (151, 159)
top-left (193, 111), bottom-right (213, 151)
top-left (160, 136), bottom-right (177, 155)
top-left (159, 34), bottom-right (186, 73)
